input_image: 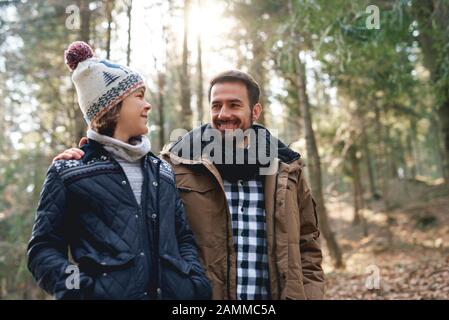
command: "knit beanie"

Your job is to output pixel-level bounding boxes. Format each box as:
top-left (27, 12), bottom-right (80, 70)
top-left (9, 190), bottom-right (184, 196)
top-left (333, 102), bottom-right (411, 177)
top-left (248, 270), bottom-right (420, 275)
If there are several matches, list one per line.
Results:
top-left (64, 41), bottom-right (145, 125)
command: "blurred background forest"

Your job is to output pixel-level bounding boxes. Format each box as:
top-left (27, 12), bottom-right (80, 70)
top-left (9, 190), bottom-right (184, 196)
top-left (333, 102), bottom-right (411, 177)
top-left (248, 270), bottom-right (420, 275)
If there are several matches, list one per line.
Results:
top-left (0, 0), bottom-right (448, 299)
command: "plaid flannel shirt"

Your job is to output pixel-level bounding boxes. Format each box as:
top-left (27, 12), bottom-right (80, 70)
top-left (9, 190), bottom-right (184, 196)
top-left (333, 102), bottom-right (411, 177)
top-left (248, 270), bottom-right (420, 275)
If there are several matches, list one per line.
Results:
top-left (223, 177), bottom-right (270, 300)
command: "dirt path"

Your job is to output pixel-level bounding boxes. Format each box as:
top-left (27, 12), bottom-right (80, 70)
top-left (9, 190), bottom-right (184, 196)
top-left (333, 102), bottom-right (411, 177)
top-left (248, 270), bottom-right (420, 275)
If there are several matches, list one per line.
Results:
top-left (321, 192), bottom-right (449, 299)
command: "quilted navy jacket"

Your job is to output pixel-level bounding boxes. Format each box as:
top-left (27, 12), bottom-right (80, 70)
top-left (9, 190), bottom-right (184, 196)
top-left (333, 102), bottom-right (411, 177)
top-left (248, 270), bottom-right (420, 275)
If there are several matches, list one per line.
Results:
top-left (27, 140), bottom-right (211, 300)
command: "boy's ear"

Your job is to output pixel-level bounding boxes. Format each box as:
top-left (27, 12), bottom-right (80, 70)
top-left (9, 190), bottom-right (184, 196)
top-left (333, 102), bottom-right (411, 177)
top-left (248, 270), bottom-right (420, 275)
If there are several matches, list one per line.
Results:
top-left (79, 137), bottom-right (88, 147)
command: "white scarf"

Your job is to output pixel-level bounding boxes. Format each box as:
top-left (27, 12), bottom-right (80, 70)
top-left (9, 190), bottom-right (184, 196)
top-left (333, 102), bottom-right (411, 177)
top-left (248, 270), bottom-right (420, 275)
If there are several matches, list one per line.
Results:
top-left (87, 129), bottom-right (151, 162)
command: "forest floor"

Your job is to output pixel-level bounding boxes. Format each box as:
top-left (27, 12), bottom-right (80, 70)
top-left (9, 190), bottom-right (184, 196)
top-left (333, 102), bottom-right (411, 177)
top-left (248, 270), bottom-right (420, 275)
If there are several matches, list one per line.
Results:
top-left (322, 179), bottom-right (449, 299)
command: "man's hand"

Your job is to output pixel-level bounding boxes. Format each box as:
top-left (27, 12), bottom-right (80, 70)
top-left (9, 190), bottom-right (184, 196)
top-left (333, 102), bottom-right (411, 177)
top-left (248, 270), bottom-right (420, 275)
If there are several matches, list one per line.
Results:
top-left (52, 148), bottom-right (84, 162)
top-left (52, 137), bottom-right (88, 162)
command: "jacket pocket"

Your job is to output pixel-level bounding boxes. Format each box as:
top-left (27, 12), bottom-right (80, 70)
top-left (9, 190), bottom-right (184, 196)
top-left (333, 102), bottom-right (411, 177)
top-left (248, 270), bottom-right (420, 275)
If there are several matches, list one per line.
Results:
top-left (161, 254), bottom-right (193, 274)
top-left (286, 174), bottom-right (298, 191)
top-left (160, 254), bottom-right (197, 300)
top-left (175, 172), bottom-right (217, 193)
top-left (78, 252), bottom-right (137, 299)
top-left (175, 172), bottom-right (218, 247)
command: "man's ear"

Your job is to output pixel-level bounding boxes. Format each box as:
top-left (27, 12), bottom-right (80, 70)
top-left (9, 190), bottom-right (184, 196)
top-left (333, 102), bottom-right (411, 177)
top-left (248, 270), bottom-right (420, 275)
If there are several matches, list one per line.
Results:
top-left (252, 103), bottom-right (262, 122)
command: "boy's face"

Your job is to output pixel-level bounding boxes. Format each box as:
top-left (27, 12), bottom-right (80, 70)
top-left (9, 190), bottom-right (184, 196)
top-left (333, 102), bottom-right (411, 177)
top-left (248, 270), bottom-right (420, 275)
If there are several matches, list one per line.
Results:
top-left (209, 81), bottom-right (261, 134)
top-left (115, 87), bottom-right (151, 140)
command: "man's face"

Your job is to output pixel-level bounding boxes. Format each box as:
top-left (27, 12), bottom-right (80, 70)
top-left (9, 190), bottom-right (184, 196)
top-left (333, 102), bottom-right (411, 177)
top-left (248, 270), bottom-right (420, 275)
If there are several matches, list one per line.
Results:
top-left (210, 81), bottom-right (261, 133)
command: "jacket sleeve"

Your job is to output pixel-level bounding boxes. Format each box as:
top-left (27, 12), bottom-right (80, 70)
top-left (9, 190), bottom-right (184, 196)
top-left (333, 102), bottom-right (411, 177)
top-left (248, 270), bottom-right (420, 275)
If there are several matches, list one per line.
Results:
top-left (297, 169), bottom-right (325, 299)
top-left (173, 187), bottom-right (212, 299)
top-left (27, 165), bottom-right (93, 299)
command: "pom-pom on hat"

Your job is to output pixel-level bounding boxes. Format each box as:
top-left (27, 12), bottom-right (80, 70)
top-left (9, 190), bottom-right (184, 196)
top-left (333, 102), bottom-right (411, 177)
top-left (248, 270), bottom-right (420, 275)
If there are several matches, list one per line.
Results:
top-left (64, 41), bottom-right (145, 125)
top-left (64, 41), bottom-right (94, 71)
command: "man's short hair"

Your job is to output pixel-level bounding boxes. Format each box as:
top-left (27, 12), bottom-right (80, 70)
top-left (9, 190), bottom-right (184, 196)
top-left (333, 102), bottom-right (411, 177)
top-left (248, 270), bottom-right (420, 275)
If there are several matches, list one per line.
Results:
top-left (208, 70), bottom-right (260, 108)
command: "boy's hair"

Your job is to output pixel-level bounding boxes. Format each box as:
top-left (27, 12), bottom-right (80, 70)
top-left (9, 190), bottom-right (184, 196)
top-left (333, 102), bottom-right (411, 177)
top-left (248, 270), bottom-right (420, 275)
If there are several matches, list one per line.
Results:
top-left (91, 101), bottom-right (123, 137)
top-left (207, 70), bottom-right (260, 108)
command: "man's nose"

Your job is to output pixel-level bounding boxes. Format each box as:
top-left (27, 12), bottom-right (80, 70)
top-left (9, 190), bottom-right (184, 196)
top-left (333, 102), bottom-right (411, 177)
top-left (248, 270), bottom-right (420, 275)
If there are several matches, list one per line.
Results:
top-left (218, 104), bottom-right (231, 119)
top-left (144, 102), bottom-right (151, 111)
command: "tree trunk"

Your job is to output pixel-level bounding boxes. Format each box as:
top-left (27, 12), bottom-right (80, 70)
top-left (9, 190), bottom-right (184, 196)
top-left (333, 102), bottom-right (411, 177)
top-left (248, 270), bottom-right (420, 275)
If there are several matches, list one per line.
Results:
top-left (0, 78), bottom-right (6, 154)
top-left (373, 101), bottom-right (385, 201)
top-left (349, 145), bottom-right (368, 236)
top-left (288, 0), bottom-right (343, 268)
top-left (361, 123), bottom-right (378, 199)
top-left (406, 125), bottom-right (417, 179)
top-left (180, 0), bottom-right (192, 130)
top-left (438, 101), bottom-right (449, 184)
top-left (126, 0), bottom-right (132, 66)
top-left (249, 32), bottom-right (267, 126)
top-left (409, 119), bottom-right (420, 177)
top-left (79, 0), bottom-right (90, 43)
top-left (411, 0), bottom-right (449, 183)
top-left (375, 101), bottom-right (394, 245)
top-left (430, 115), bottom-right (449, 183)
top-left (105, 0), bottom-right (114, 60)
top-left (74, 0), bottom-right (91, 141)
top-left (157, 72), bottom-right (166, 150)
top-left (350, 146), bottom-right (361, 224)
top-left (351, 160), bottom-right (361, 225)
top-left (196, 31), bottom-right (204, 124)
top-left (388, 129), bottom-right (400, 179)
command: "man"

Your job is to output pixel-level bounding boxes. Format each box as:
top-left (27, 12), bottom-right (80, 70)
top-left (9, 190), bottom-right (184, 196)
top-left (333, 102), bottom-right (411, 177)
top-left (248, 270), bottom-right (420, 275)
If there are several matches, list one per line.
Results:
top-left (55, 70), bottom-right (325, 300)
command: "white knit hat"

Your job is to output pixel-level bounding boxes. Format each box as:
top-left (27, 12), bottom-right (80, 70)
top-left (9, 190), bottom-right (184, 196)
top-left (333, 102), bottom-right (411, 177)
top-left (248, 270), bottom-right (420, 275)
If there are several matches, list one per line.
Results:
top-left (64, 41), bottom-right (145, 124)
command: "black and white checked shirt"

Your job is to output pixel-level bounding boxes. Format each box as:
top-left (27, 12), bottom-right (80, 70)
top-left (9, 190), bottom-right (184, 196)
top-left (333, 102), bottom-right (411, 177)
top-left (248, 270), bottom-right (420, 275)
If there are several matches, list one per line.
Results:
top-left (223, 177), bottom-right (270, 300)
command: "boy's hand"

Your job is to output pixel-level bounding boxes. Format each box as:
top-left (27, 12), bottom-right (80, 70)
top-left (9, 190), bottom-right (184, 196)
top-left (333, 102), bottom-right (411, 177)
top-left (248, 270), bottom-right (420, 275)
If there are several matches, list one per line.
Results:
top-left (52, 137), bottom-right (88, 162)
